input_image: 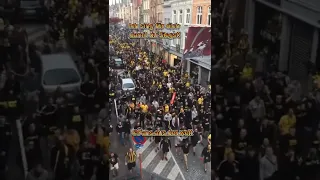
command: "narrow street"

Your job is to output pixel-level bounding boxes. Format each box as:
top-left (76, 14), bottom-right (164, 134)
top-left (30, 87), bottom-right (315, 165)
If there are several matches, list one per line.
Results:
top-left (6, 23), bottom-right (47, 180)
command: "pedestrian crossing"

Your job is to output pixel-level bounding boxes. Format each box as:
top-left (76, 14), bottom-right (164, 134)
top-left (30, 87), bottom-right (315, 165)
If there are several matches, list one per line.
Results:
top-left (134, 138), bottom-right (186, 180)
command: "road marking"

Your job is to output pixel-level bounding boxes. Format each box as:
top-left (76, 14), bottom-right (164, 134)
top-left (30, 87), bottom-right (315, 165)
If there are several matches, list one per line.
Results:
top-left (141, 146), bottom-right (158, 168)
top-left (167, 164), bottom-right (180, 180)
top-left (169, 149), bottom-right (186, 180)
top-left (153, 151), bottom-right (172, 174)
top-left (130, 124), bottom-right (186, 180)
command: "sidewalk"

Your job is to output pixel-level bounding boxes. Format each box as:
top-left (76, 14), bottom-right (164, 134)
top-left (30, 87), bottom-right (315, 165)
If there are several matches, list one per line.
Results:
top-left (109, 113), bottom-right (136, 179)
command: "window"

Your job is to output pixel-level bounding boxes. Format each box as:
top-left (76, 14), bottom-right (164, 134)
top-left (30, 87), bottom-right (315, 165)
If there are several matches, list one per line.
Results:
top-left (185, 9), bottom-right (190, 24)
top-left (181, 33), bottom-right (185, 49)
top-left (179, 10), bottom-right (183, 24)
top-left (184, 32), bottom-right (188, 48)
top-left (123, 83), bottom-right (135, 89)
top-left (172, 10), bottom-right (177, 23)
top-left (164, 18), bottom-right (169, 24)
top-left (196, 6), bottom-right (202, 24)
top-left (43, 69), bottom-right (80, 85)
top-left (176, 39), bottom-right (181, 48)
top-left (207, 6), bottom-right (211, 25)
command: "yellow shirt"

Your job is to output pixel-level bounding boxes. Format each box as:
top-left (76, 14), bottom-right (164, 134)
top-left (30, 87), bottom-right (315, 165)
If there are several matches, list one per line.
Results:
top-left (198, 98), bottom-right (203, 105)
top-left (224, 147), bottom-right (233, 159)
top-left (185, 82), bottom-right (190, 87)
top-left (164, 105), bottom-right (169, 113)
top-left (241, 67), bottom-right (253, 79)
top-left (141, 104), bottom-right (148, 113)
top-left (72, 115), bottom-right (82, 122)
top-left (163, 71), bottom-right (168, 77)
top-left (169, 88), bottom-right (174, 93)
top-left (279, 115), bottom-right (296, 135)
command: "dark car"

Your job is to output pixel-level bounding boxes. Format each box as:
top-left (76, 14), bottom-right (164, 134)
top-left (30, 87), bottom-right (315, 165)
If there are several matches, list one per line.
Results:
top-left (0, 0), bottom-right (47, 21)
top-left (18, 0), bottom-right (48, 20)
top-left (110, 57), bottom-right (125, 70)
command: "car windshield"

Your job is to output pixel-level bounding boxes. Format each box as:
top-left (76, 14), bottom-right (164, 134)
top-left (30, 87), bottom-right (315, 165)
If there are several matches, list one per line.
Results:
top-left (115, 60), bottom-right (123, 66)
top-left (43, 69), bottom-right (80, 85)
top-left (123, 83), bottom-right (134, 89)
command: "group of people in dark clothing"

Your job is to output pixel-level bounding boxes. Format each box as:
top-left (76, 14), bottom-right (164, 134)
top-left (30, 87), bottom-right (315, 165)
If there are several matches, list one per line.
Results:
top-left (1, 0), bottom-right (112, 180)
top-left (212, 1), bottom-right (320, 180)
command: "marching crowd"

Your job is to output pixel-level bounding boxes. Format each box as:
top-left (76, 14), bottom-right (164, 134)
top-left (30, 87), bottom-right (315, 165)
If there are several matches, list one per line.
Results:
top-left (1, 0), bottom-right (112, 180)
top-left (0, 0), bottom-right (211, 179)
top-left (212, 1), bottom-right (320, 180)
top-left (109, 28), bottom-right (212, 175)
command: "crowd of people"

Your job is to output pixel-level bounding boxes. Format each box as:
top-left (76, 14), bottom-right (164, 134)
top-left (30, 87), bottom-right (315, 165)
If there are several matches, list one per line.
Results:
top-left (1, 0), bottom-right (112, 180)
top-left (0, 0), bottom-right (212, 179)
top-left (212, 1), bottom-right (320, 180)
top-left (109, 28), bottom-right (212, 175)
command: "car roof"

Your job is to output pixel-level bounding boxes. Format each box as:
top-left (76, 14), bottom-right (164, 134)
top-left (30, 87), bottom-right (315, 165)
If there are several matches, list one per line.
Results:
top-left (114, 58), bottom-right (122, 62)
top-left (40, 53), bottom-right (77, 72)
top-left (122, 78), bottom-right (134, 84)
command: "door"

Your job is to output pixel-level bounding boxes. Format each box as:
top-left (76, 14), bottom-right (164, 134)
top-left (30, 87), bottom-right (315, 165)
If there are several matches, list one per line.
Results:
top-left (200, 67), bottom-right (209, 86)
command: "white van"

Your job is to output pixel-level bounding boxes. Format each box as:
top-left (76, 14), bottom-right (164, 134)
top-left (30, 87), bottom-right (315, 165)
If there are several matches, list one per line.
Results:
top-left (40, 53), bottom-right (82, 94)
top-left (121, 78), bottom-right (135, 91)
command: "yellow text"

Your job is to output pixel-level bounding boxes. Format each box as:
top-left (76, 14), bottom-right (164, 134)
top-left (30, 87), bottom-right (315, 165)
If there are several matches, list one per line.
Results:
top-left (131, 129), bottom-right (194, 137)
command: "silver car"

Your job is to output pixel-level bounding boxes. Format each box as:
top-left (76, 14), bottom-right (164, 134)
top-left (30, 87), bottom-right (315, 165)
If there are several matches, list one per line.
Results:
top-left (40, 53), bottom-right (82, 94)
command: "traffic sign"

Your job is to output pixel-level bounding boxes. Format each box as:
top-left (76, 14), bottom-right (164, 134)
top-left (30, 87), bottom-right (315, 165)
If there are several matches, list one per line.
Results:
top-left (132, 135), bottom-right (146, 146)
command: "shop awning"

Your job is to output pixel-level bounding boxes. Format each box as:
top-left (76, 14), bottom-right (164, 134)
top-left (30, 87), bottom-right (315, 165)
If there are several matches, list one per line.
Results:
top-left (183, 27), bottom-right (211, 59)
top-left (183, 27), bottom-right (211, 69)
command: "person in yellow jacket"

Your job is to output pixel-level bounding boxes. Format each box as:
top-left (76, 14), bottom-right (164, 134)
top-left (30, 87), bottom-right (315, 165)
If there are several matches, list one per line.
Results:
top-left (164, 104), bottom-right (169, 113)
top-left (278, 109), bottom-right (296, 135)
top-left (185, 81), bottom-right (190, 88)
top-left (163, 71), bottom-right (168, 77)
top-left (207, 134), bottom-right (211, 144)
top-left (95, 126), bottom-right (110, 154)
top-left (169, 87), bottom-right (175, 93)
top-left (198, 96), bottom-right (204, 105)
top-left (141, 104), bottom-right (148, 113)
top-left (241, 63), bottom-right (253, 80)
top-left (64, 129), bottom-right (80, 153)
